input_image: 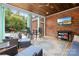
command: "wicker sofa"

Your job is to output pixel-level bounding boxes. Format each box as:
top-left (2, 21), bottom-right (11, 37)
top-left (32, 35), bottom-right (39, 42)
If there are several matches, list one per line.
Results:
top-left (4, 33), bottom-right (31, 48)
top-left (0, 44), bottom-right (42, 56)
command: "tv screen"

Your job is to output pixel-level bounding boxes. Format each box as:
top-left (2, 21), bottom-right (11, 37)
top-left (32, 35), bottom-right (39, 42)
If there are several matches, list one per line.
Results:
top-left (57, 17), bottom-right (72, 25)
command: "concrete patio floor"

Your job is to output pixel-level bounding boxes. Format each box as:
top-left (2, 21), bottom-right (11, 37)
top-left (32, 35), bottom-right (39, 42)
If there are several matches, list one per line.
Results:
top-left (31, 36), bottom-right (71, 56)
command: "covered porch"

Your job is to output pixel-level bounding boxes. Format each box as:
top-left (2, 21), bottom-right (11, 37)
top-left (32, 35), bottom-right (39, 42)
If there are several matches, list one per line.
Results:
top-left (0, 3), bottom-right (79, 56)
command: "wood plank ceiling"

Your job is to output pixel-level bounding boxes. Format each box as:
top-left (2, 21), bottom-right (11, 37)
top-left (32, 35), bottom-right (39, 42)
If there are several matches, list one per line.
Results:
top-left (9, 3), bottom-right (79, 16)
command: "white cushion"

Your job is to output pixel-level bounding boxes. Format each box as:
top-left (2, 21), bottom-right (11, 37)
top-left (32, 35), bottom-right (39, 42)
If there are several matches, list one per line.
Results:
top-left (0, 42), bottom-right (10, 48)
top-left (73, 35), bottom-right (79, 42)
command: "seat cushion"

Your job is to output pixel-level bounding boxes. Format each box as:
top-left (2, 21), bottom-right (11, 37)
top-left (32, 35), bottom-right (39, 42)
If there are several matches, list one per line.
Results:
top-left (73, 35), bottom-right (79, 42)
top-left (16, 45), bottom-right (42, 56)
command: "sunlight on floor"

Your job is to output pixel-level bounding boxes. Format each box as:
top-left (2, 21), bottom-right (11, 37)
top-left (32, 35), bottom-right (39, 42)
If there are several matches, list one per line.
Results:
top-left (31, 36), bottom-right (72, 56)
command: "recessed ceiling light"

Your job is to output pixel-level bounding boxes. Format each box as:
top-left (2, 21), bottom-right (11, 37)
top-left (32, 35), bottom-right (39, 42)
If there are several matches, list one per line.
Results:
top-left (46, 12), bottom-right (49, 14)
top-left (38, 4), bottom-right (49, 7)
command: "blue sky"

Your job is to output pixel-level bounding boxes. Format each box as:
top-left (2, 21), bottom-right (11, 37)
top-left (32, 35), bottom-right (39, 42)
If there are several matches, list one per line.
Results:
top-left (11, 8), bottom-right (28, 17)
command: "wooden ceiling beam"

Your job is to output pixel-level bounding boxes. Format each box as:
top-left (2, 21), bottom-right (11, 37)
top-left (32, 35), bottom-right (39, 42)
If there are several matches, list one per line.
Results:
top-left (9, 3), bottom-right (79, 16)
top-left (51, 3), bottom-right (61, 12)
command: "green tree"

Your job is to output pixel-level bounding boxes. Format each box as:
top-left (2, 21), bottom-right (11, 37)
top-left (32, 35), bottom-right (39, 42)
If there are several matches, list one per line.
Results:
top-left (5, 8), bottom-right (12, 32)
top-left (5, 8), bottom-right (27, 32)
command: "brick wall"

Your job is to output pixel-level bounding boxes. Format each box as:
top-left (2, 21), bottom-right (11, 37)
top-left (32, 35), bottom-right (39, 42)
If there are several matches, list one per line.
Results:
top-left (46, 7), bottom-right (79, 37)
top-left (32, 20), bottom-right (37, 31)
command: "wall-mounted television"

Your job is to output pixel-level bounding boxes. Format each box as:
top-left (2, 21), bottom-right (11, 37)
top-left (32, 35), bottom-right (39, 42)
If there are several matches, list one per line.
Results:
top-left (57, 16), bottom-right (72, 26)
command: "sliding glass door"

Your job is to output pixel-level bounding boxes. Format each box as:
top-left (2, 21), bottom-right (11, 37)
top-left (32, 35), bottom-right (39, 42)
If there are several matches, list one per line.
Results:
top-left (0, 4), bottom-right (5, 43)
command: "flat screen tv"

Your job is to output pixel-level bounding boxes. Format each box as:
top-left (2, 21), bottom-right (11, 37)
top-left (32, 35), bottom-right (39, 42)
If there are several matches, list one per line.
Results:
top-left (57, 17), bottom-right (72, 26)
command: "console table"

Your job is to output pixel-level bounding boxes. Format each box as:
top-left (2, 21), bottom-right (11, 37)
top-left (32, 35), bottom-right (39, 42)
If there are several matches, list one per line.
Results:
top-left (57, 31), bottom-right (73, 41)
